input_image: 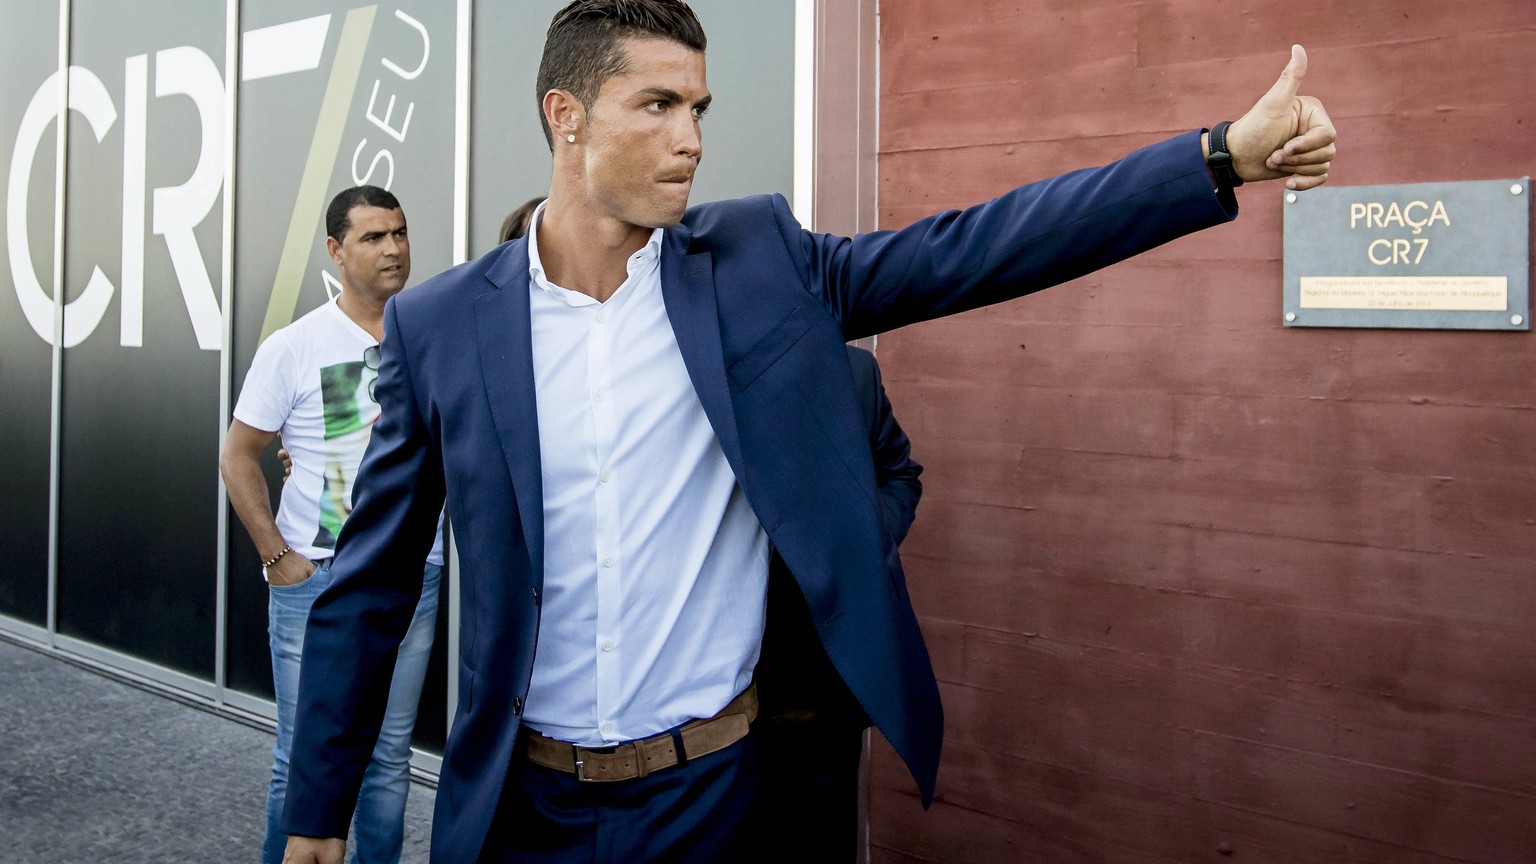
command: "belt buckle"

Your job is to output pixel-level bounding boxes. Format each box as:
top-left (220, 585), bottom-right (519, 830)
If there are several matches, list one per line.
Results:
top-left (573, 745), bottom-right (608, 782)
top-left (574, 752), bottom-right (594, 782)
top-left (573, 741), bottom-right (635, 782)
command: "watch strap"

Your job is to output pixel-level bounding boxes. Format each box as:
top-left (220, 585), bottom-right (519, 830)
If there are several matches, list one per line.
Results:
top-left (1207, 120), bottom-right (1244, 189)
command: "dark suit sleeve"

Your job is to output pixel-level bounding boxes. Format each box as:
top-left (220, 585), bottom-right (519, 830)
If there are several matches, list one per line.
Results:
top-left (280, 297), bottom-right (447, 839)
top-left (776, 131), bottom-right (1237, 340)
top-left (846, 346), bottom-right (922, 546)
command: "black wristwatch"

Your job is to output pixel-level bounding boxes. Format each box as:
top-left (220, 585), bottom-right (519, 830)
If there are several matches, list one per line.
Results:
top-left (1206, 120), bottom-right (1244, 190)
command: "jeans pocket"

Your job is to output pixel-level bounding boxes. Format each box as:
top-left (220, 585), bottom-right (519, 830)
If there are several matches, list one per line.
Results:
top-left (268, 559), bottom-right (325, 592)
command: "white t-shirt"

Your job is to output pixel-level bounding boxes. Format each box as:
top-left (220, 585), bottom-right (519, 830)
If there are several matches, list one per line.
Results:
top-left (234, 296), bottom-right (445, 565)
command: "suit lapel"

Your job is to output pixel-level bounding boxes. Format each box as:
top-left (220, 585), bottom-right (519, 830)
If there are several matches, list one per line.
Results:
top-left (660, 227), bottom-right (747, 482)
top-left (474, 239), bottom-right (545, 575)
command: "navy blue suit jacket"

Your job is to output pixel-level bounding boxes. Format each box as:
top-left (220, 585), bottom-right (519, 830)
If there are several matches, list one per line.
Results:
top-left (283, 130), bottom-right (1235, 861)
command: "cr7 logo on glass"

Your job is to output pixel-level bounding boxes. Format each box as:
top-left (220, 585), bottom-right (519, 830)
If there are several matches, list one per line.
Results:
top-left (7, 6), bottom-right (429, 351)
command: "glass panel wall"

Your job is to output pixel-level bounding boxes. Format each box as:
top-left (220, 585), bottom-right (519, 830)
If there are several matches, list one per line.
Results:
top-left (0, 4), bottom-right (61, 628)
top-left (55, 0), bottom-right (225, 677)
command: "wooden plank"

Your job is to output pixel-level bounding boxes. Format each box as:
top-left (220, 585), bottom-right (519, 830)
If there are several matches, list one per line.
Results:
top-left (1344, 329), bottom-right (1536, 408)
top-left (880, 33), bottom-right (1536, 153)
top-left (1188, 731), bottom-right (1536, 863)
top-left (926, 626), bottom-right (1536, 796)
top-left (1184, 530), bottom-right (1536, 636)
top-left (872, 741), bottom-right (1509, 864)
top-left (869, 749), bottom-right (1190, 864)
top-left (879, 305), bottom-right (1536, 408)
top-left (916, 567), bottom-right (1536, 718)
top-left (1135, 0), bottom-right (1536, 68)
top-left (880, 0), bottom-right (1142, 99)
top-left (909, 447), bottom-right (1536, 559)
top-left (902, 380), bottom-right (1176, 458)
top-left (900, 501), bottom-right (1536, 635)
top-left (1172, 394), bottom-right (1536, 481)
top-left (900, 500), bottom-right (1194, 584)
top-left (880, 311), bottom-right (1362, 403)
top-left (883, 314), bottom-right (1536, 412)
top-left (1315, 106), bottom-right (1536, 185)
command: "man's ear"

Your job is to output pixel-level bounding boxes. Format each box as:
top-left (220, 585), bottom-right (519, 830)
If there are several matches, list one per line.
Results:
top-left (326, 235), bottom-right (343, 266)
top-left (543, 89), bottom-right (584, 143)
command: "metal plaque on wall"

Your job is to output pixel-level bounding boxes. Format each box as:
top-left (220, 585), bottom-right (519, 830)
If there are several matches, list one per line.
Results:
top-left (1282, 178), bottom-right (1531, 330)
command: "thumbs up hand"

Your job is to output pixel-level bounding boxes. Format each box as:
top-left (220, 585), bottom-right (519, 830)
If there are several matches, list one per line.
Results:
top-left (1226, 45), bottom-right (1337, 190)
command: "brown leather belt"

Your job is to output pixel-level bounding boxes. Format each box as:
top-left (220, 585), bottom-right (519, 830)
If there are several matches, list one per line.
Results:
top-left (524, 683), bottom-right (758, 782)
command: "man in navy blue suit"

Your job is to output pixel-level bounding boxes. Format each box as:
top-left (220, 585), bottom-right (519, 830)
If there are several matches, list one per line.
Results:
top-left (280, 1), bottom-right (1337, 861)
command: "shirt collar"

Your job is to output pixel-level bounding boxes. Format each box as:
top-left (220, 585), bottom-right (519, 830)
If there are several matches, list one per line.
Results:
top-left (526, 200), bottom-right (664, 306)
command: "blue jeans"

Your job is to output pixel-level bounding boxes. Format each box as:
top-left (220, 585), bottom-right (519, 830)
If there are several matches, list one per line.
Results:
top-left (263, 559), bottom-right (441, 864)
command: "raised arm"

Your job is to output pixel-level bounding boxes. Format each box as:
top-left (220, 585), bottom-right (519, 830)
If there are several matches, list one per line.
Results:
top-left (780, 46), bottom-right (1336, 340)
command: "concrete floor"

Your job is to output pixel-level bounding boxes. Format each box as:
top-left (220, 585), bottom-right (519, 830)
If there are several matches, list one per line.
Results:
top-left (0, 637), bottom-right (434, 863)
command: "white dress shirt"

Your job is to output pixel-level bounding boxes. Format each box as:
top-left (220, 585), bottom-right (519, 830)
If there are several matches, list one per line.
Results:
top-left (521, 205), bottom-right (770, 745)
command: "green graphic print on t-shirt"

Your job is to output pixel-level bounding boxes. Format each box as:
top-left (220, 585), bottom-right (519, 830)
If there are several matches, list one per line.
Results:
top-left (313, 359), bottom-right (379, 550)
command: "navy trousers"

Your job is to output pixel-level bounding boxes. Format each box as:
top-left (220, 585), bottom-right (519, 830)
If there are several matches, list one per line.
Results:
top-left (479, 729), bottom-right (761, 863)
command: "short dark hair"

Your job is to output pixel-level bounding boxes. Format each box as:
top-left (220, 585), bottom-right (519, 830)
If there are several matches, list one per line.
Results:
top-left (536, 0), bottom-right (706, 150)
top-left (326, 185), bottom-right (402, 242)
top-left (499, 197), bottom-right (546, 244)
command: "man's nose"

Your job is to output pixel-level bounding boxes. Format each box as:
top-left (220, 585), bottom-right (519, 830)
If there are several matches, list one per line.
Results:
top-left (675, 116), bottom-right (702, 159)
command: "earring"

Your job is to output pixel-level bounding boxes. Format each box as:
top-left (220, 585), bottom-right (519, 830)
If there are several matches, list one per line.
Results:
top-left (566, 133), bottom-right (576, 143)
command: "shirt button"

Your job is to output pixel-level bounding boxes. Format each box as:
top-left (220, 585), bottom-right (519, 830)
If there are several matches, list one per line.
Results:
top-left (601, 722), bottom-right (613, 735)
top-left (593, 390), bottom-right (605, 402)
top-left (601, 556), bottom-right (614, 568)
top-left (599, 470), bottom-right (611, 483)
top-left (596, 309), bottom-right (608, 323)
top-left (601, 640), bottom-right (615, 653)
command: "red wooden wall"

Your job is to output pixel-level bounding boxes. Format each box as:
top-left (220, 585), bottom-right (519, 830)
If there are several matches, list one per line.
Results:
top-left (869, 1), bottom-right (1536, 861)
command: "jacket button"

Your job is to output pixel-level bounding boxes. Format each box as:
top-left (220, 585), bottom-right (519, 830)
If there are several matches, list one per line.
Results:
top-left (513, 696), bottom-right (523, 715)
top-left (532, 587), bottom-right (540, 606)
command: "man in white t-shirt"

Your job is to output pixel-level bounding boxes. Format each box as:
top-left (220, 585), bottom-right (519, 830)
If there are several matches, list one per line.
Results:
top-left (220, 186), bottom-right (443, 864)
